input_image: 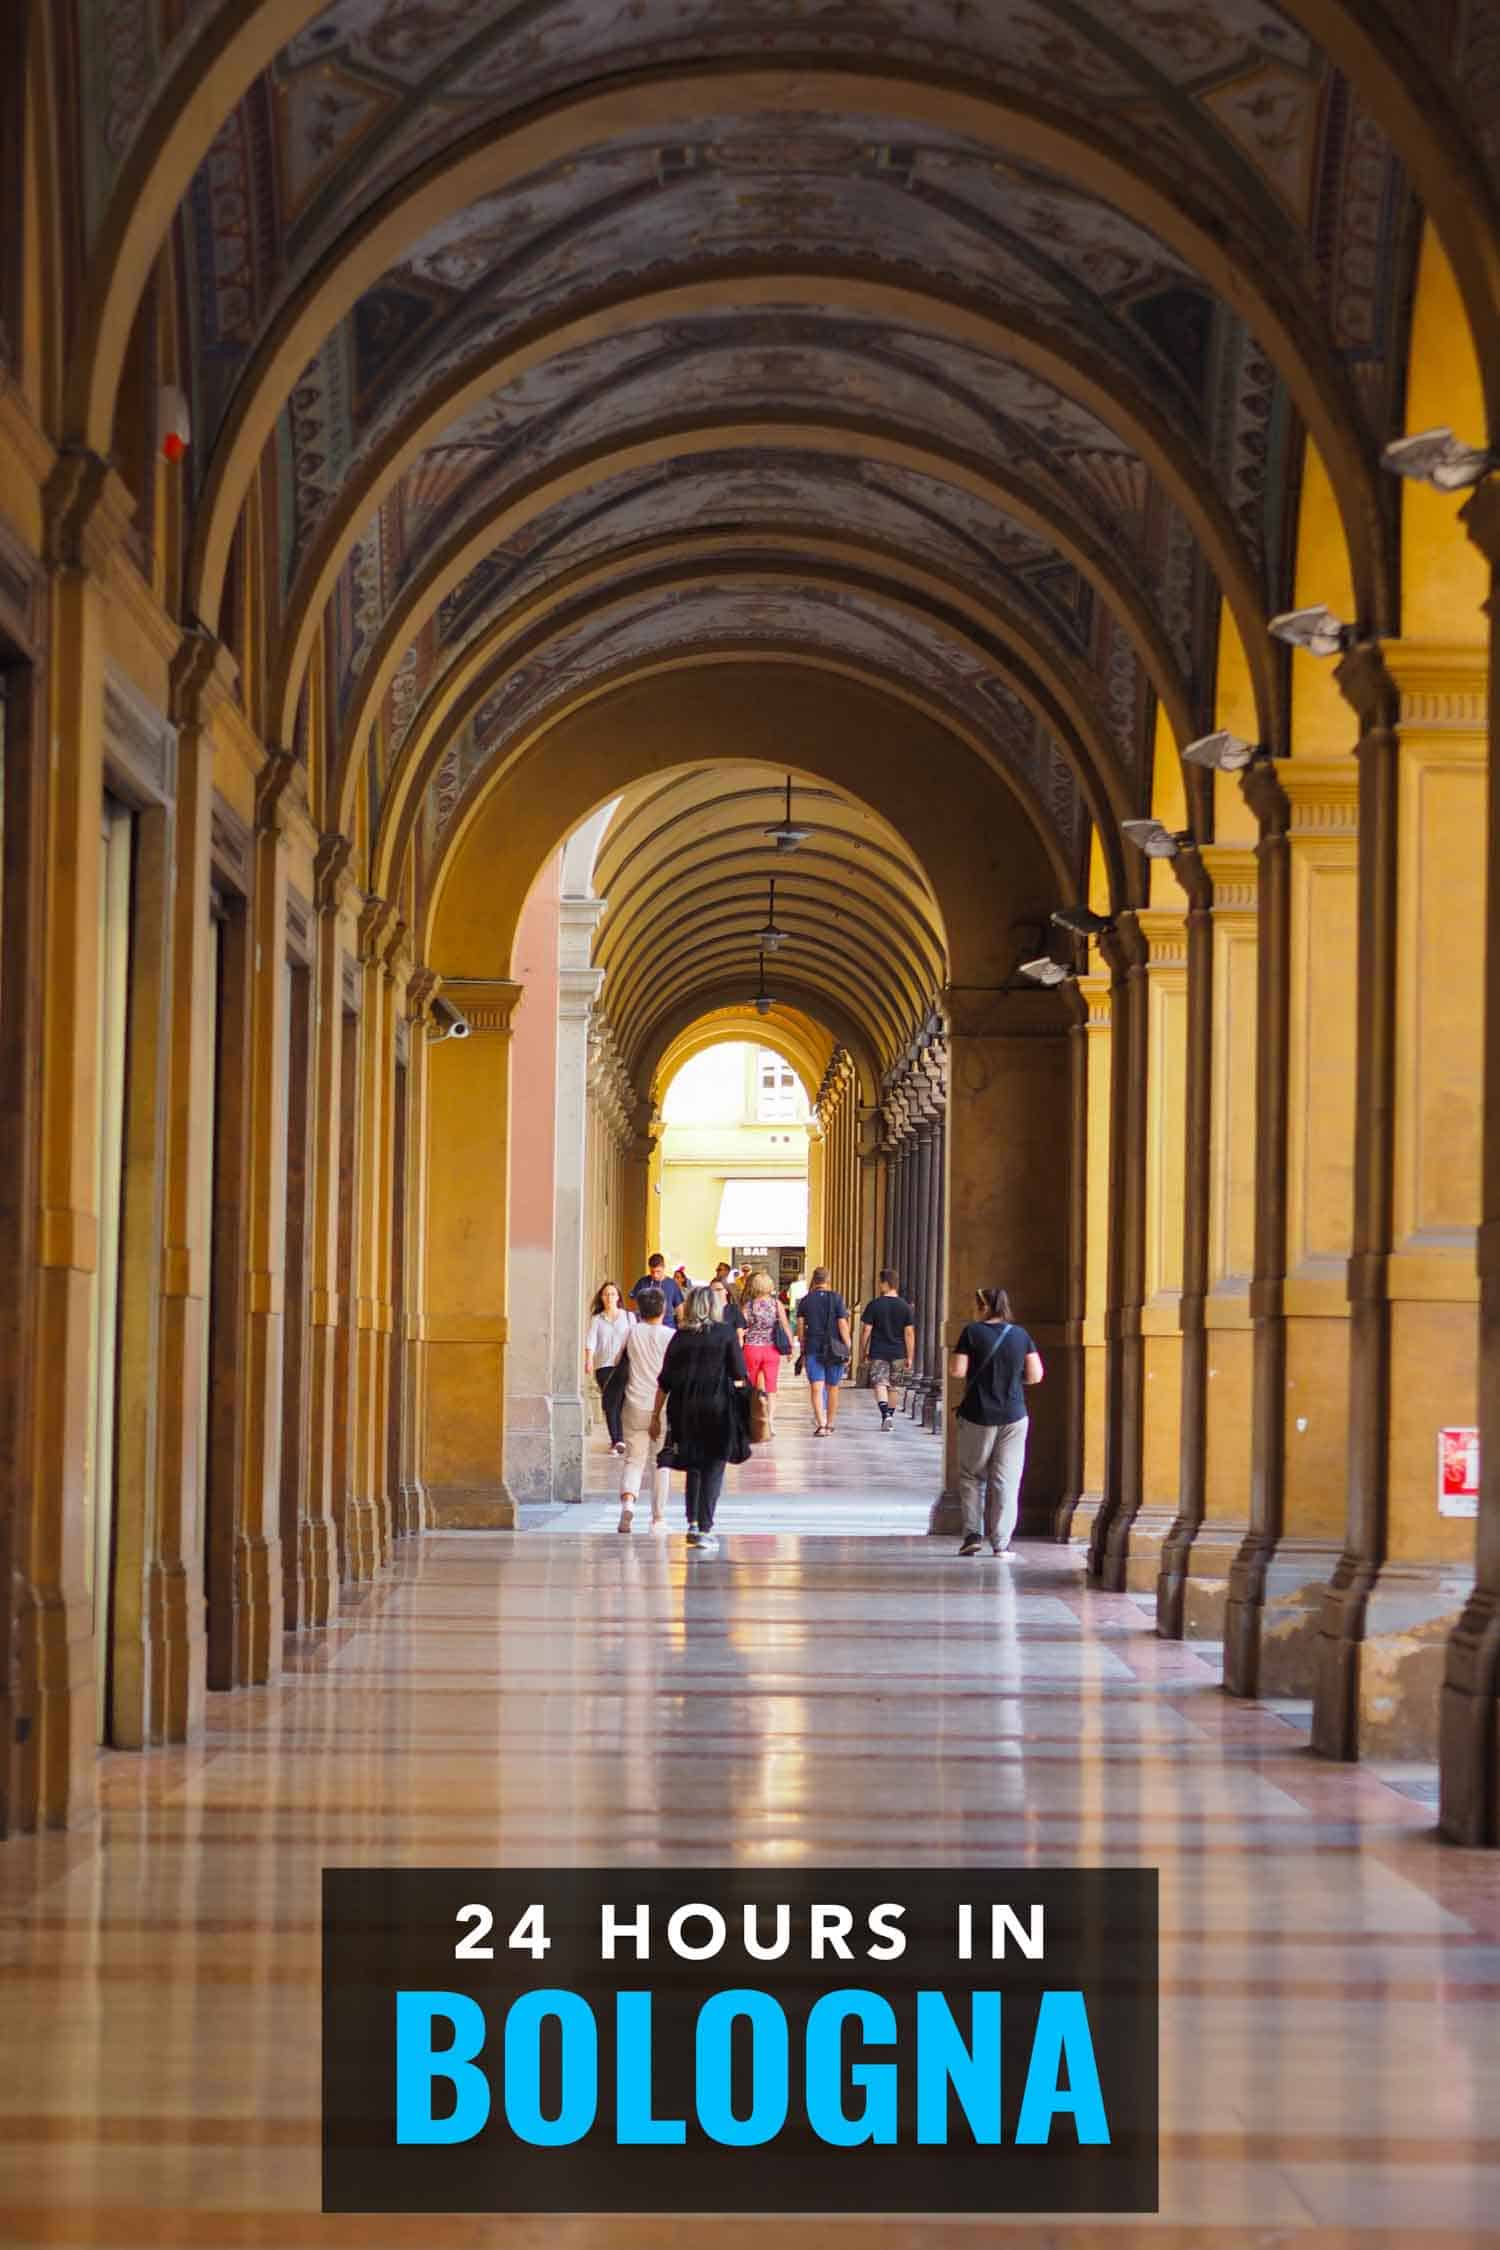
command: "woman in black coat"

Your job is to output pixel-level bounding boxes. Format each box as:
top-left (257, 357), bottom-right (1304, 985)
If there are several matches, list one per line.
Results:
top-left (650, 1286), bottom-right (749, 1548)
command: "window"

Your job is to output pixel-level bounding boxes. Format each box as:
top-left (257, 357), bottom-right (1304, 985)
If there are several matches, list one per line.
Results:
top-left (756, 1051), bottom-right (798, 1121)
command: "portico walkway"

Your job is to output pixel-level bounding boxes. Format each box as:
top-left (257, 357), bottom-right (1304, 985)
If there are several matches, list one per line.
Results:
top-left (0, 1407), bottom-right (1493, 2245)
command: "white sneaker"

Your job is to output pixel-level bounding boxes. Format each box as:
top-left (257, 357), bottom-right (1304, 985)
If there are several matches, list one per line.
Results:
top-left (649, 1508), bottom-right (667, 1532)
top-left (694, 1534), bottom-right (720, 1554)
top-left (617, 1503), bottom-right (635, 1534)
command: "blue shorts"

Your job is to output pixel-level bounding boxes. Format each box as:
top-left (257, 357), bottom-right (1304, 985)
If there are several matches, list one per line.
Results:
top-left (804, 1353), bottom-right (846, 1386)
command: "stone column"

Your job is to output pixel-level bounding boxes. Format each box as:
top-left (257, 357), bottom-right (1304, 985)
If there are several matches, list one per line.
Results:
top-left (856, 1103), bottom-right (883, 1316)
top-left (1224, 761), bottom-right (1293, 1695)
top-left (1073, 968), bottom-right (1112, 1550)
top-left (303, 834), bottom-right (359, 1615)
top-left (233, 746), bottom-right (296, 1680)
top-left (552, 898), bottom-right (605, 1503)
top-left (623, 1104), bottom-right (657, 1288)
top-left (934, 985), bottom-right (1072, 1535)
top-left (348, 894), bottom-right (394, 1580)
top-left (15, 452), bottom-right (136, 1823)
top-left (1156, 844), bottom-right (1215, 1635)
top-left (397, 966), bottom-right (438, 1538)
top-left (1442, 481), bottom-right (1500, 1841)
top-left (153, 630), bottom-right (236, 1739)
top-left (423, 979), bottom-right (523, 1527)
top-left (1089, 912), bottom-right (1149, 1589)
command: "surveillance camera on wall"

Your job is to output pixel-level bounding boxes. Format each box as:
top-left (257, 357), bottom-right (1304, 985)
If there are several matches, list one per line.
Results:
top-left (428, 994), bottom-right (471, 1042)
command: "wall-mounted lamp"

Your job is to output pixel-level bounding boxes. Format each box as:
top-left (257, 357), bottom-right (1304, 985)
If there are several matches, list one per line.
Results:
top-left (1181, 729), bottom-right (1265, 773)
top-left (757, 877), bottom-right (786, 953)
top-left (1017, 955), bottom-right (1076, 987)
top-left (1050, 903), bottom-right (1114, 939)
top-left (1382, 427), bottom-right (1498, 492)
top-left (1121, 817), bottom-right (1193, 860)
top-left (427, 994), bottom-right (471, 1042)
top-left (1268, 604), bottom-right (1355, 656)
top-left (764, 774), bottom-right (812, 853)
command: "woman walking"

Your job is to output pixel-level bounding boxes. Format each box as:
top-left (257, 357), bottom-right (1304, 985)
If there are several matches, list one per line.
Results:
top-left (797, 1267), bottom-right (852, 1435)
top-left (650, 1285), bottom-right (749, 1551)
top-left (584, 1280), bottom-right (633, 1454)
top-left (949, 1286), bottom-right (1044, 1557)
top-left (740, 1268), bottom-right (793, 1435)
top-left (615, 1286), bottom-right (674, 1533)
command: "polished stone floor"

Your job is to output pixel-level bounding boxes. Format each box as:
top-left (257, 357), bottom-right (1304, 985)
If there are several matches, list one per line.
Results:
top-left (2, 1401), bottom-right (1497, 2246)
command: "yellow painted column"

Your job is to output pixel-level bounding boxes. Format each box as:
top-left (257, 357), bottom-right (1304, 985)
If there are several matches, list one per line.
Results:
top-left (1075, 967), bottom-right (1112, 1547)
top-left (422, 979), bottom-right (521, 1527)
top-left (229, 748), bottom-right (295, 1687)
top-left (397, 967), bottom-right (437, 1538)
top-left (806, 1121), bottom-right (826, 1271)
top-left (1124, 906), bottom-right (1190, 1592)
top-left (15, 453), bottom-right (135, 1825)
top-left (302, 833), bottom-right (358, 1618)
top-left (349, 894), bottom-right (394, 1578)
top-left (152, 631), bottom-right (236, 1740)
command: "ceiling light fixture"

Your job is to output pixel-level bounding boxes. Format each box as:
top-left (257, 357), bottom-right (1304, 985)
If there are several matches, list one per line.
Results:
top-left (1268, 604), bottom-right (1355, 657)
top-left (1050, 904), bottom-right (1114, 940)
top-left (752, 950), bottom-right (776, 1017)
top-left (1018, 955), bottom-right (1076, 987)
top-left (1382, 426), bottom-right (1498, 492)
top-left (764, 774), bottom-right (812, 853)
top-left (757, 877), bottom-right (786, 953)
top-left (1181, 729), bottom-right (1265, 773)
top-left (1121, 817), bottom-right (1193, 860)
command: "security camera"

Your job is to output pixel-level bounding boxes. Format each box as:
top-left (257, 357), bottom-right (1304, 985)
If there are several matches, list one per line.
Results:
top-left (428, 994), bottom-right (471, 1042)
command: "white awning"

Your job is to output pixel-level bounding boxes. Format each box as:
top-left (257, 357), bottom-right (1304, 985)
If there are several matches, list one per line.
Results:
top-left (714, 1177), bottom-right (808, 1249)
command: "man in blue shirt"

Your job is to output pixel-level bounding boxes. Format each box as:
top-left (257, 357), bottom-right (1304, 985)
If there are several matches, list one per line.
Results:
top-left (629, 1253), bottom-right (684, 1329)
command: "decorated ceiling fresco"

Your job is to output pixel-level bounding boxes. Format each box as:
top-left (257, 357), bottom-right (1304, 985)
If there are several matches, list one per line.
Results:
top-left (72, 0), bottom-right (1467, 931)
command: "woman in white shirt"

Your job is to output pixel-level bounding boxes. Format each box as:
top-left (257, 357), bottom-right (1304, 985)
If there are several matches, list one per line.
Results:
top-left (585, 1281), bottom-right (633, 1453)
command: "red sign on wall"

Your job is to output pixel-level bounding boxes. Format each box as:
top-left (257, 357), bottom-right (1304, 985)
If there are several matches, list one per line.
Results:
top-left (1439, 1427), bottom-right (1480, 1518)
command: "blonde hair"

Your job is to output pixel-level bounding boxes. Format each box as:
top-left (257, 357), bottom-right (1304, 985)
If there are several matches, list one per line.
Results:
top-left (747, 1268), bottom-right (775, 1298)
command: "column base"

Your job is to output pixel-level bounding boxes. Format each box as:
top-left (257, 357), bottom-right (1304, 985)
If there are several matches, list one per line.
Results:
top-left (13, 1588), bottom-right (95, 1830)
top-left (1312, 1565), bottom-right (1476, 1762)
top-left (234, 1533), bottom-right (283, 1686)
top-left (1222, 1540), bottom-right (1345, 1698)
top-left (928, 1488), bottom-right (962, 1536)
top-left (344, 1496), bottom-right (383, 1582)
top-left (1149, 1520), bottom-right (1250, 1641)
top-left (299, 1515), bottom-right (338, 1627)
top-left (1440, 1584), bottom-right (1500, 1844)
top-left (392, 1480), bottom-right (430, 1539)
top-left (429, 1482), bottom-right (521, 1529)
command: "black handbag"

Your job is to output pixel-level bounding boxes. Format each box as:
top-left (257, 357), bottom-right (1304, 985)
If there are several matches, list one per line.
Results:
top-left (772, 1304), bottom-right (793, 1357)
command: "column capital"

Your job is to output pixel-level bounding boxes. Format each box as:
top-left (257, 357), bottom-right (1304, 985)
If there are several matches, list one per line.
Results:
top-left (1240, 753), bottom-right (1292, 839)
top-left (558, 964), bottom-right (605, 1017)
top-left (314, 831), bottom-right (355, 916)
top-left (405, 965), bottom-right (440, 1024)
top-left (1198, 845), bottom-right (1259, 916)
top-left (1076, 967), bottom-right (1112, 1028)
top-left (558, 892), bottom-right (607, 970)
top-left (439, 979), bottom-right (523, 1036)
top-left (1333, 637), bottom-right (1399, 735)
top-left (43, 447), bottom-right (136, 574)
top-left (357, 894), bottom-right (395, 966)
top-left (382, 917), bottom-right (413, 986)
top-left (1277, 758), bottom-right (1360, 835)
top-left (254, 746), bottom-right (298, 836)
top-left (1169, 838), bottom-right (1213, 915)
top-left (1132, 905), bottom-right (1189, 970)
top-left (169, 625), bottom-right (240, 731)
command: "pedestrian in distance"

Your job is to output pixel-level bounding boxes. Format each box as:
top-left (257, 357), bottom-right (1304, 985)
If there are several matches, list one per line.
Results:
top-left (628, 1252), bottom-right (684, 1329)
top-left (949, 1286), bottom-right (1044, 1557)
top-left (740, 1268), bottom-right (795, 1436)
top-left (797, 1267), bottom-right (852, 1435)
top-left (584, 1281), bottom-right (633, 1453)
top-left (650, 1285), bottom-right (750, 1551)
top-left (613, 1286), bottom-right (674, 1533)
top-left (860, 1269), bottom-right (916, 1431)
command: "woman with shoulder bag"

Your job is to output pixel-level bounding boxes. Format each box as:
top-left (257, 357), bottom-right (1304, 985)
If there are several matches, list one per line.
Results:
top-left (649, 1286), bottom-right (750, 1550)
top-left (949, 1284), bottom-right (1044, 1558)
top-left (740, 1268), bottom-right (793, 1438)
top-left (796, 1267), bottom-right (852, 1435)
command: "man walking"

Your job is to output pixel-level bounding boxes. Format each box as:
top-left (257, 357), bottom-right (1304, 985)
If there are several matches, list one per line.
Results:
top-left (615, 1286), bottom-right (674, 1533)
top-left (860, 1269), bottom-right (916, 1431)
top-left (629, 1252), bottom-right (684, 1329)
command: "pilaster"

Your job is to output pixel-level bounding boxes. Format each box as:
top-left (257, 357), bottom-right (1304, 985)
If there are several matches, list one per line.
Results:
top-left (303, 833), bottom-right (359, 1616)
top-left (348, 892), bottom-right (395, 1580)
top-left (395, 964), bottom-right (439, 1537)
top-left (552, 896), bottom-right (606, 1502)
top-left (423, 979), bottom-right (523, 1528)
top-left (1088, 911), bottom-right (1149, 1590)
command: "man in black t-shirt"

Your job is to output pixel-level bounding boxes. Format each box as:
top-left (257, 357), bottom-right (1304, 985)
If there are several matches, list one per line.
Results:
top-left (949, 1288), bottom-right (1044, 1556)
top-left (860, 1269), bottom-right (916, 1431)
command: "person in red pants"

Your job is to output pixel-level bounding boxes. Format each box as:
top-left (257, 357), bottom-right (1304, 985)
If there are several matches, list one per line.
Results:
top-left (739, 1268), bottom-right (794, 1436)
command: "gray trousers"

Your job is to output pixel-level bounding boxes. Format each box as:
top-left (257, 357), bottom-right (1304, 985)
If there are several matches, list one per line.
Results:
top-left (956, 1416), bottom-right (1029, 1545)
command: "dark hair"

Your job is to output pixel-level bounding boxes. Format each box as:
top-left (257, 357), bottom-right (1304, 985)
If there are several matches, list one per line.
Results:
top-left (976, 1286), bottom-right (1013, 1321)
top-left (636, 1286), bottom-right (665, 1320)
top-left (879, 1267), bottom-right (899, 1289)
top-left (590, 1280), bottom-right (622, 1316)
top-left (809, 1266), bottom-right (829, 1287)
top-left (647, 1253), bottom-right (665, 1270)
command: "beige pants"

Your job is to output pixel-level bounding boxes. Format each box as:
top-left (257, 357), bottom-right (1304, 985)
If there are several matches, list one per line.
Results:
top-left (956, 1416), bottom-right (1029, 1546)
top-left (619, 1407), bottom-right (670, 1513)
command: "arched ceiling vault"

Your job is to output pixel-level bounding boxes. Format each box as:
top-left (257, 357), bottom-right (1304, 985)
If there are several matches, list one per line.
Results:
top-left (64, 0), bottom-right (1496, 912)
top-left (591, 767), bottom-right (944, 1080)
top-left (370, 548), bottom-right (1139, 906)
top-left (652, 1009), bottom-right (835, 1118)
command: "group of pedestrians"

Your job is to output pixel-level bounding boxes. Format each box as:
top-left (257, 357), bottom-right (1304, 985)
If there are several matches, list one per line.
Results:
top-left (582, 1254), bottom-right (1043, 1555)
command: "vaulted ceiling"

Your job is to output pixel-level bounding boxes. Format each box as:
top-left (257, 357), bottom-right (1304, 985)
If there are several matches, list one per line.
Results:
top-left (67, 0), bottom-right (1488, 919)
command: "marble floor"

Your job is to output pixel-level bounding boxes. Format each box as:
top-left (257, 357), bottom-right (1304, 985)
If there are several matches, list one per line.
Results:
top-left (2, 1402), bottom-right (1497, 2247)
